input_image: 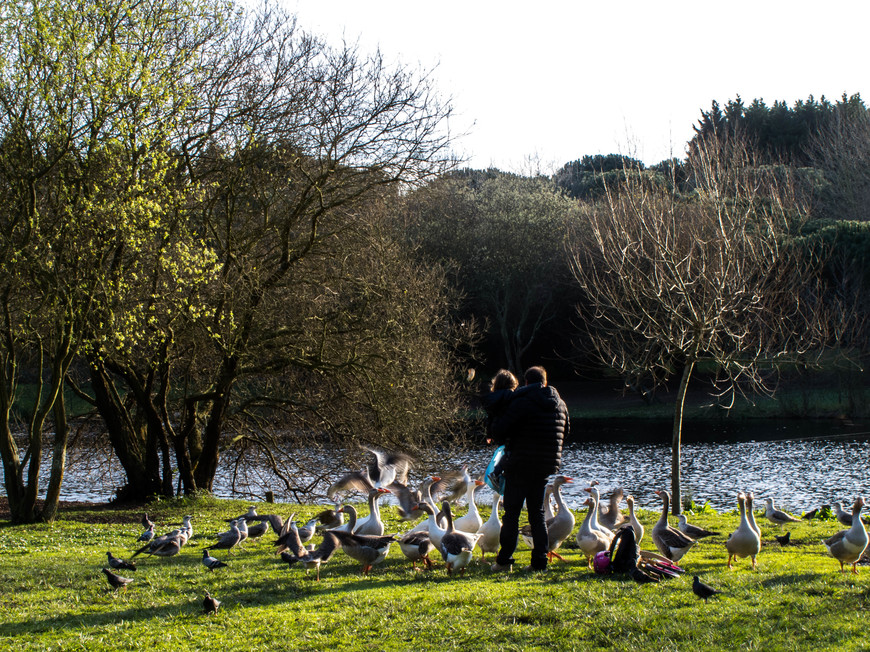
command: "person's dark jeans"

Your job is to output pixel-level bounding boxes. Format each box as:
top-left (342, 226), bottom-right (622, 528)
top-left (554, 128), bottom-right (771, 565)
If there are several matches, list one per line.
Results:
top-left (495, 470), bottom-right (550, 570)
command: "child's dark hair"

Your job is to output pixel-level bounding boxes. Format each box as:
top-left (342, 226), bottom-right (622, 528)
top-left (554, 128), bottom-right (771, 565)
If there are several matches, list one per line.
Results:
top-left (490, 369), bottom-right (519, 392)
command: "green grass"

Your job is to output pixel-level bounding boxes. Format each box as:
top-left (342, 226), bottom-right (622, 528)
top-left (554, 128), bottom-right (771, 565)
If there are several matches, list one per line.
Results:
top-left (1, 496), bottom-right (868, 651)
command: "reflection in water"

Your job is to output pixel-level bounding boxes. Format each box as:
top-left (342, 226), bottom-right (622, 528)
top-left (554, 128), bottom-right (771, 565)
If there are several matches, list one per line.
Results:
top-left (38, 427), bottom-right (870, 515)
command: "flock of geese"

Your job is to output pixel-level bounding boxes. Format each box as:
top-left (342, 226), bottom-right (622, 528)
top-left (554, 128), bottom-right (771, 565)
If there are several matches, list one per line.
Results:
top-left (100, 447), bottom-right (869, 610)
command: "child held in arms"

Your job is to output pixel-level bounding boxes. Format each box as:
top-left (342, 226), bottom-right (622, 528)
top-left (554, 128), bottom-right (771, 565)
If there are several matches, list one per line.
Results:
top-left (481, 369), bottom-right (519, 487)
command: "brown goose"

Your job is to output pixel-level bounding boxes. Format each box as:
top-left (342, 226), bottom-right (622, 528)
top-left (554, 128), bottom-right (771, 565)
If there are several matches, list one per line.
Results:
top-left (397, 530), bottom-right (436, 570)
top-left (823, 497), bottom-right (869, 574)
top-left (331, 530), bottom-right (396, 576)
top-left (725, 493), bottom-right (761, 570)
top-left (599, 487), bottom-right (626, 530)
top-left (651, 490), bottom-right (696, 563)
top-left (438, 502), bottom-right (481, 576)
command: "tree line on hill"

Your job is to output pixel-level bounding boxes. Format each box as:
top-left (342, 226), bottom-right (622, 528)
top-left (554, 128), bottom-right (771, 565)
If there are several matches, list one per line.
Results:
top-left (1, 0), bottom-right (867, 521)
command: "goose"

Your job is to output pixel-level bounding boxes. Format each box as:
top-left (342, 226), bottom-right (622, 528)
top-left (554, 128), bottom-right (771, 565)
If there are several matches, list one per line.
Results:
top-left (397, 530), bottom-right (436, 570)
top-left (764, 498), bottom-right (800, 527)
top-left (677, 514), bottom-right (720, 539)
top-left (328, 505), bottom-right (356, 534)
top-left (392, 476), bottom-right (438, 522)
top-left (453, 480), bottom-right (486, 534)
top-left (407, 476), bottom-right (444, 533)
top-left (823, 497), bottom-right (869, 574)
top-left (575, 496), bottom-right (614, 567)
top-left (651, 490), bottom-right (696, 563)
top-left (745, 493), bottom-right (762, 537)
top-left (521, 475), bottom-right (575, 561)
top-left (476, 492), bottom-right (502, 561)
top-left (353, 487), bottom-right (391, 536)
top-left (326, 446), bottom-right (414, 500)
top-left (281, 527), bottom-right (340, 581)
top-left (438, 502), bottom-right (482, 576)
top-left (543, 484), bottom-right (557, 521)
top-left (725, 493), bottom-right (761, 570)
top-left (599, 487), bottom-right (626, 530)
top-left (626, 496), bottom-right (644, 544)
top-left (331, 530), bottom-right (396, 576)
top-left (584, 485), bottom-right (616, 537)
top-left (415, 501), bottom-right (449, 550)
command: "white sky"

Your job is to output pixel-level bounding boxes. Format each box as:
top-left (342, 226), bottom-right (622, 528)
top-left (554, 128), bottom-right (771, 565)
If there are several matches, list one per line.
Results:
top-left (288, 0), bottom-right (868, 173)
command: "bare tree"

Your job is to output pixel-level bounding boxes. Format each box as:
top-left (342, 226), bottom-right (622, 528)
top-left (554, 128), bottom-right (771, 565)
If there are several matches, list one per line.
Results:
top-left (570, 137), bottom-right (832, 513)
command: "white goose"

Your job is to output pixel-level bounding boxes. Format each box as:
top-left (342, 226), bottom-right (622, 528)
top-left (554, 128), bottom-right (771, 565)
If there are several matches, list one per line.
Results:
top-left (824, 497), bottom-right (869, 574)
top-left (416, 500), bottom-right (449, 550)
top-left (651, 490), bottom-right (696, 563)
top-left (626, 495), bottom-right (644, 544)
top-left (453, 480), bottom-right (486, 534)
top-left (725, 493), bottom-right (761, 570)
top-left (521, 475), bottom-right (575, 562)
top-left (476, 491), bottom-right (502, 561)
top-left (745, 492), bottom-right (762, 537)
top-left (353, 488), bottom-right (391, 536)
top-left (575, 496), bottom-right (614, 567)
top-left (584, 485), bottom-right (615, 536)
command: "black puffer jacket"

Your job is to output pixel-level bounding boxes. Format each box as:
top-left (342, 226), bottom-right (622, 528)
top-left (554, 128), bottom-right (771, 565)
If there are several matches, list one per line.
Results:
top-left (490, 383), bottom-right (569, 476)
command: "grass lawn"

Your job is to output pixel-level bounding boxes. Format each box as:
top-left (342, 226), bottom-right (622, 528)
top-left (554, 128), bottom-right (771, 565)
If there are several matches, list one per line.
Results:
top-left (1, 495), bottom-right (868, 651)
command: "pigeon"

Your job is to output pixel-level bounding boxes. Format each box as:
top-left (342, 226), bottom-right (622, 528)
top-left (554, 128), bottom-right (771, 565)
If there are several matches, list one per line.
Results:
top-left (677, 514), bottom-right (720, 539)
top-left (202, 548), bottom-right (228, 571)
top-left (141, 513), bottom-right (154, 530)
top-left (203, 591), bottom-right (220, 615)
top-left (802, 508), bottom-right (819, 520)
top-left (132, 529), bottom-right (184, 558)
top-left (764, 498), bottom-right (800, 526)
top-left (106, 551), bottom-right (136, 571)
top-left (102, 568), bottom-right (133, 591)
top-left (210, 519), bottom-right (243, 555)
top-left (775, 531), bottom-right (791, 546)
top-left (692, 575), bottom-right (722, 602)
top-left (137, 523), bottom-right (155, 542)
top-left (245, 520), bottom-right (270, 540)
top-left (280, 528), bottom-right (340, 581)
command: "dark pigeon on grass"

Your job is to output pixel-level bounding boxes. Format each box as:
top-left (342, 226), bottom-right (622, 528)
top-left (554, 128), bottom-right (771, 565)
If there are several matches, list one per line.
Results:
top-left (107, 551), bottom-right (136, 571)
top-left (137, 523), bottom-right (155, 542)
top-left (102, 568), bottom-right (133, 591)
top-left (202, 548), bottom-right (228, 571)
top-left (692, 575), bottom-right (722, 603)
top-left (203, 591), bottom-right (221, 615)
top-left (775, 531), bottom-right (791, 546)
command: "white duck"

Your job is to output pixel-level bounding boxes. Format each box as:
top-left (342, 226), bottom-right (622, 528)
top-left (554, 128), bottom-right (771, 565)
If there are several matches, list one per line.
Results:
top-left (575, 496), bottom-right (614, 567)
top-left (824, 497), bottom-right (869, 574)
top-left (521, 475), bottom-right (575, 562)
top-left (439, 502), bottom-right (482, 576)
top-left (626, 495), bottom-right (644, 544)
top-left (476, 491), bottom-right (502, 561)
top-left (651, 490), bottom-right (696, 563)
top-left (353, 488), bottom-right (391, 536)
top-left (453, 480), bottom-right (486, 534)
top-left (725, 493), bottom-right (761, 570)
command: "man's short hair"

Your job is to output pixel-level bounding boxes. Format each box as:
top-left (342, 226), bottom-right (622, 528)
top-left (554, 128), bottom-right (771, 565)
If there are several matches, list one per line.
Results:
top-left (524, 366), bottom-right (547, 386)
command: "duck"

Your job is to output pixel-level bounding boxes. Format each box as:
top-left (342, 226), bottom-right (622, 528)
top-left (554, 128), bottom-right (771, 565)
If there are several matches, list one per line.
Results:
top-left (331, 530), bottom-right (396, 576)
top-left (438, 502), bottom-right (482, 576)
top-left (651, 490), bottom-right (696, 563)
top-left (453, 480), bottom-right (486, 534)
top-left (763, 498), bottom-right (800, 527)
top-left (521, 475), bottom-right (575, 562)
top-left (476, 491), bottom-right (502, 561)
top-left (397, 530), bottom-right (436, 570)
top-left (598, 487), bottom-right (626, 530)
top-left (823, 497), bottom-right (869, 574)
top-left (626, 495), bottom-right (644, 544)
top-left (575, 496), bottom-right (614, 568)
top-left (677, 514), bottom-right (720, 539)
top-left (353, 487), bottom-right (391, 536)
top-left (725, 493), bottom-right (761, 570)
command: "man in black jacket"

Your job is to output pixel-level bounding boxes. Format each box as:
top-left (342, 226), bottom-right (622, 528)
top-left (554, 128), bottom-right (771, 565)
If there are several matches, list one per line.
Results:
top-left (489, 365), bottom-right (569, 572)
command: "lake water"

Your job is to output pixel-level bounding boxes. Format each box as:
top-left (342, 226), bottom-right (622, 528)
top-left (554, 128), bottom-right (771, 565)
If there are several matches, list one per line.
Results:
top-left (30, 418), bottom-right (870, 515)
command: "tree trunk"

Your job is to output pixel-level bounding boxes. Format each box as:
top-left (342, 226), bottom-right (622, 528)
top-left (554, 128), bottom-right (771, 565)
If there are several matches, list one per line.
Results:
top-left (40, 387), bottom-right (69, 522)
top-left (671, 359), bottom-right (695, 516)
top-left (193, 356), bottom-right (237, 491)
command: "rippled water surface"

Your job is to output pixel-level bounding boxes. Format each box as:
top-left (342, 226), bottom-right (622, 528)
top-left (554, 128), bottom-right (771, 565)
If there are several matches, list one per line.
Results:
top-left (30, 419), bottom-right (870, 515)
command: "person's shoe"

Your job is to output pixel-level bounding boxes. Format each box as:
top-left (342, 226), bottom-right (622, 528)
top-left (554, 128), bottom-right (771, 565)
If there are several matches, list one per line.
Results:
top-left (491, 561), bottom-right (512, 572)
top-left (523, 564), bottom-right (548, 572)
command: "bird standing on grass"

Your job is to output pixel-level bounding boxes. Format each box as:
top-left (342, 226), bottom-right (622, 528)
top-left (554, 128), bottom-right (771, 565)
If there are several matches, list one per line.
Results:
top-left (102, 568), bottom-right (133, 591)
top-left (677, 515), bottom-right (719, 540)
top-left (775, 531), bottom-right (791, 546)
top-left (692, 575), bottom-right (722, 602)
top-left (203, 591), bottom-right (221, 615)
top-left (764, 498), bottom-right (800, 527)
top-left (107, 551), bottom-right (136, 571)
top-left (202, 549), bottom-right (228, 571)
